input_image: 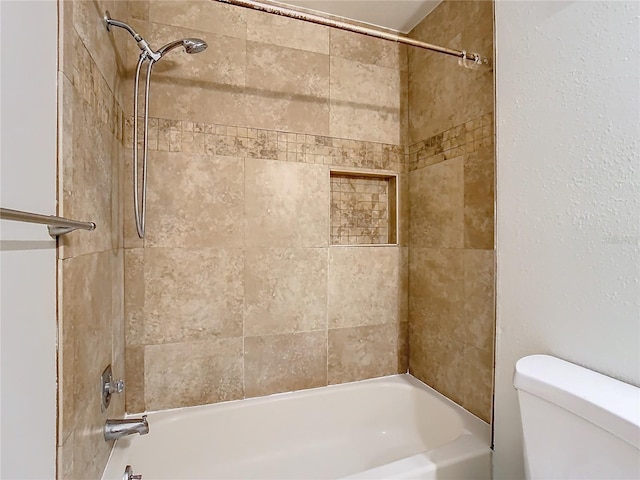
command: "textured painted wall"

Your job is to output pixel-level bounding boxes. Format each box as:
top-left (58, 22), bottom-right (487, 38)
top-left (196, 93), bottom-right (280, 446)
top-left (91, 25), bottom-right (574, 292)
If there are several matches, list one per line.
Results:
top-left (57, 0), bottom-right (128, 478)
top-left (121, 0), bottom-right (409, 413)
top-left (494, 2), bottom-right (640, 478)
top-left (406, 0), bottom-right (495, 423)
top-left (0, 3), bottom-right (57, 477)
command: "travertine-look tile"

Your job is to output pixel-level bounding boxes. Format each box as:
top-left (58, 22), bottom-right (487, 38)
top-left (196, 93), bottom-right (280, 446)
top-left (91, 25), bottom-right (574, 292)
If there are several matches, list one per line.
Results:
top-left (409, 157), bottom-right (464, 248)
top-left (398, 174), bottom-right (410, 245)
top-left (459, 344), bottom-right (493, 422)
top-left (242, 90), bottom-right (330, 135)
top-left (124, 115), bottom-right (404, 171)
top-left (409, 319), bottom-right (493, 423)
top-left (328, 246), bottom-right (400, 328)
top-left (129, 0), bottom-right (149, 20)
top-left (330, 28), bottom-right (401, 69)
top-left (246, 41), bottom-right (329, 98)
top-left (71, 0), bottom-right (122, 94)
top-left (464, 144), bottom-right (495, 249)
top-left (407, 0), bottom-right (494, 143)
top-left (145, 152), bottom-right (244, 248)
top-left (57, 433), bottom-right (74, 480)
top-left (330, 56), bottom-right (400, 109)
top-left (59, 250), bottom-right (120, 478)
top-left (125, 346), bottom-right (145, 413)
top-left (59, 76), bottom-right (117, 258)
top-left (399, 46), bottom-right (410, 148)
top-left (57, 72), bottom-right (74, 260)
top-left (149, 82), bottom-right (246, 127)
top-left (143, 248), bottom-right (244, 344)
top-left (111, 248), bottom-right (126, 414)
top-left (59, 2), bottom-right (127, 478)
top-left (330, 103), bottom-right (401, 146)
top-left (244, 248), bottom-right (328, 336)
top-left (246, 9), bottom-right (329, 54)
top-left (397, 322), bottom-right (409, 373)
top-left (245, 159), bottom-right (330, 247)
top-left (124, 248), bottom-right (144, 346)
top-left (244, 332), bottom-right (328, 397)
top-left (328, 325), bottom-right (398, 384)
top-left (59, 0), bottom-right (75, 81)
top-left (113, 152), bottom-right (126, 242)
top-left (407, 321), bottom-right (430, 384)
top-left (145, 22), bottom-right (247, 88)
top-left (409, 330), bottom-right (463, 403)
top-left (462, 250), bottom-right (495, 352)
top-left (408, 247), bottom-right (464, 339)
top-left (329, 56), bottom-right (401, 144)
top-left (398, 246), bottom-right (409, 324)
top-left (460, 1), bottom-right (494, 61)
top-left (144, 338), bottom-right (244, 410)
top-left (149, 0), bottom-right (247, 39)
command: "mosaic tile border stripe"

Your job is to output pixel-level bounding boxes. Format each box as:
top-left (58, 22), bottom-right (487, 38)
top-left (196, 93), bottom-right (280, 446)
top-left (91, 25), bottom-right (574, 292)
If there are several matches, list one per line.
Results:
top-left (407, 112), bottom-right (494, 171)
top-left (122, 112), bottom-right (494, 174)
top-left (125, 117), bottom-right (406, 172)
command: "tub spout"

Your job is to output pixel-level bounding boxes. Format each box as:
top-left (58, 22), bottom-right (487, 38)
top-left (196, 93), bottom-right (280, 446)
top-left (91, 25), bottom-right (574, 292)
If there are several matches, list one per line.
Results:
top-left (104, 415), bottom-right (149, 441)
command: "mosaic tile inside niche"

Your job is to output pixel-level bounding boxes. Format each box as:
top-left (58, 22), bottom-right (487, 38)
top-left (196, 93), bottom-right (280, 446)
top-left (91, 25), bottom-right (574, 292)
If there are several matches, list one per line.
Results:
top-left (408, 113), bottom-right (494, 171)
top-left (124, 116), bottom-right (407, 172)
top-left (330, 174), bottom-right (389, 245)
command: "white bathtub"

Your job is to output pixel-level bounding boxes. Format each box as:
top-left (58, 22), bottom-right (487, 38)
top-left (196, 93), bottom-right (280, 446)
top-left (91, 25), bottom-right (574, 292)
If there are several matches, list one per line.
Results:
top-left (102, 375), bottom-right (491, 480)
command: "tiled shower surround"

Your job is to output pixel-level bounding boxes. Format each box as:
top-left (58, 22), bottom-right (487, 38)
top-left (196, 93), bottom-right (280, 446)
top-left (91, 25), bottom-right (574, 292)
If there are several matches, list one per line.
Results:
top-left (123, 118), bottom-right (408, 412)
top-left (122, 0), bottom-right (409, 413)
top-left (57, 1), bottom-right (128, 479)
top-left (58, 0), bottom-right (494, 477)
top-left (407, 0), bottom-right (495, 423)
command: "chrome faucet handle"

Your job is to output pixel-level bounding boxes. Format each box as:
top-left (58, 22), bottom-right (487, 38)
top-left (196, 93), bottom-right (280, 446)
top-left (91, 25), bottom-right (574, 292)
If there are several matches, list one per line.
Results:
top-left (124, 465), bottom-right (142, 480)
top-left (106, 378), bottom-right (125, 394)
top-left (101, 365), bottom-right (124, 411)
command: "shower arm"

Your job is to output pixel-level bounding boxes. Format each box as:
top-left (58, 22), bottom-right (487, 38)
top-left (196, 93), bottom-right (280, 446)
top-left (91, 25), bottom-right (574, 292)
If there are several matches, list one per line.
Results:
top-left (104, 11), bottom-right (161, 61)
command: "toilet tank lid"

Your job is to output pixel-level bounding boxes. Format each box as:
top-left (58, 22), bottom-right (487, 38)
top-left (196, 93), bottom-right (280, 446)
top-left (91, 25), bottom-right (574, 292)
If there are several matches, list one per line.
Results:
top-left (514, 355), bottom-right (640, 449)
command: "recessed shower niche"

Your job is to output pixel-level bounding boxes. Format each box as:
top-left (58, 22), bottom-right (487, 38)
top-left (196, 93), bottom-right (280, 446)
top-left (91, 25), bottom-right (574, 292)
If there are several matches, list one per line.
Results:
top-left (330, 169), bottom-right (398, 246)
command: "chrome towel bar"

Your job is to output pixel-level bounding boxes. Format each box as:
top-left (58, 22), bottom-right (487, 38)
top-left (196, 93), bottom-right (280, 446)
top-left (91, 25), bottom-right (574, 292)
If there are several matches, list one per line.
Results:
top-left (0, 207), bottom-right (96, 238)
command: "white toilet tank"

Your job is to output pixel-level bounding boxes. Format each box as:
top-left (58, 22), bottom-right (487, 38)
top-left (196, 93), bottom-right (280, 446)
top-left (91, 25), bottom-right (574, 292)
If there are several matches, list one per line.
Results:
top-left (514, 355), bottom-right (640, 479)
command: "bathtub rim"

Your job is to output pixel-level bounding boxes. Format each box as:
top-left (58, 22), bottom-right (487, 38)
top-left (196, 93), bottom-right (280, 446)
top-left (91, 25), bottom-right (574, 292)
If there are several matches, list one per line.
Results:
top-left (125, 373), bottom-right (490, 444)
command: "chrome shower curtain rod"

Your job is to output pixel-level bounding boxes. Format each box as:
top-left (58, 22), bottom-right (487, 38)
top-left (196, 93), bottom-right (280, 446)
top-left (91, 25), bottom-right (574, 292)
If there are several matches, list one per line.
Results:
top-left (215, 0), bottom-right (490, 68)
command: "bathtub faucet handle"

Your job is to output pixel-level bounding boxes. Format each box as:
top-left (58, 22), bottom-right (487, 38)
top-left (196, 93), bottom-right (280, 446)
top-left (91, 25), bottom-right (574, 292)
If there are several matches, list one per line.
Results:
top-left (124, 465), bottom-right (143, 480)
top-left (106, 378), bottom-right (125, 394)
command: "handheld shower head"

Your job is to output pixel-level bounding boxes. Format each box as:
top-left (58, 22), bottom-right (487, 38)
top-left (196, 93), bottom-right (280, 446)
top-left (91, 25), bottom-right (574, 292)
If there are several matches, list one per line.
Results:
top-left (183, 38), bottom-right (208, 54)
top-left (157, 38), bottom-right (208, 58)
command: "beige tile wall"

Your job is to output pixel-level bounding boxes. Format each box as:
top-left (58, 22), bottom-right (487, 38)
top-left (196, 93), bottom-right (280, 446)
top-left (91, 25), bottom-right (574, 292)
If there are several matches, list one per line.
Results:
top-left (57, 0), bottom-right (127, 478)
top-left (123, 138), bottom-right (408, 412)
top-left (408, 1), bottom-right (494, 144)
top-left (124, 0), bottom-right (404, 145)
top-left (122, 0), bottom-right (409, 414)
top-left (407, 0), bottom-right (495, 423)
